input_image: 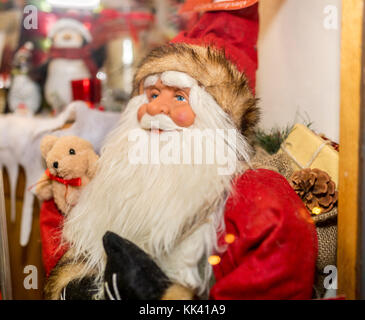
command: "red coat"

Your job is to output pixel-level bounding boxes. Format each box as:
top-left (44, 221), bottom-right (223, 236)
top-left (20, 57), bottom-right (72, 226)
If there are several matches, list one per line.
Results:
top-left (210, 169), bottom-right (317, 299)
top-left (39, 200), bottom-right (67, 277)
top-left (40, 169), bottom-right (317, 299)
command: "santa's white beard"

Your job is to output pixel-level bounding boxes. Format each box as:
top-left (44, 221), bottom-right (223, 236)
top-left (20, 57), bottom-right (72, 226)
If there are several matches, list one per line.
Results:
top-left (62, 86), bottom-right (252, 297)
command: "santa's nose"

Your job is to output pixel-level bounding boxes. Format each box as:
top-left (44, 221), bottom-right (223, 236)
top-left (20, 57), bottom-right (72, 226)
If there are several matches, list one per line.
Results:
top-left (146, 100), bottom-right (169, 116)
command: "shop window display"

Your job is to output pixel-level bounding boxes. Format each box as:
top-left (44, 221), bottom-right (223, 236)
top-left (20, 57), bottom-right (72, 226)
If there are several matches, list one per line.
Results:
top-left (0, 0), bottom-right (361, 304)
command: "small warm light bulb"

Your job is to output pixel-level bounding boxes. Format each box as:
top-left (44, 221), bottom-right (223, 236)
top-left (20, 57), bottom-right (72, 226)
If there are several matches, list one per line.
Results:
top-left (224, 233), bottom-right (235, 244)
top-left (208, 255), bottom-right (221, 266)
top-left (312, 207), bottom-right (322, 215)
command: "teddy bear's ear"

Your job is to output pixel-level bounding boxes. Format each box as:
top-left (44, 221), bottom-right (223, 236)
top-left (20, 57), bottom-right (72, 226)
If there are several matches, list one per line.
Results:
top-left (86, 150), bottom-right (99, 179)
top-left (40, 135), bottom-right (58, 159)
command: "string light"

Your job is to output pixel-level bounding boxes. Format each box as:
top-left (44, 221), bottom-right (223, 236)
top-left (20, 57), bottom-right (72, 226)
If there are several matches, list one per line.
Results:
top-left (312, 207), bottom-right (322, 215)
top-left (224, 233), bottom-right (235, 244)
top-left (208, 255), bottom-right (221, 266)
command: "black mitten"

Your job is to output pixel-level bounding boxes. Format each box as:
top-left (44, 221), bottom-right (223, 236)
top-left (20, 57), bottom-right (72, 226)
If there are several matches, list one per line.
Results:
top-left (60, 277), bottom-right (99, 300)
top-left (102, 231), bottom-right (171, 300)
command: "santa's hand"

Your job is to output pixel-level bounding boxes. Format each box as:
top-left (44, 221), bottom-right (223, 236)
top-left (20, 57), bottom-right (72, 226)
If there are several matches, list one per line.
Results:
top-left (102, 231), bottom-right (171, 300)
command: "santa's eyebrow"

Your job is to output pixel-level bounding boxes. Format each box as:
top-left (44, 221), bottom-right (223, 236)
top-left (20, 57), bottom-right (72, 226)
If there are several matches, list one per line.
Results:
top-left (160, 71), bottom-right (197, 89)
top-left (144, 74), bottom-right (160, 88)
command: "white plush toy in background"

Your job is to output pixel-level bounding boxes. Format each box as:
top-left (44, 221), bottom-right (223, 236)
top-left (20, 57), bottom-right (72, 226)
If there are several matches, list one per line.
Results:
top-left (8, 42), bottom-right (41, 116)
top-left (8, 74), bottom-right (41, 116)
top-left (45, 18), bottom-right (94, 114)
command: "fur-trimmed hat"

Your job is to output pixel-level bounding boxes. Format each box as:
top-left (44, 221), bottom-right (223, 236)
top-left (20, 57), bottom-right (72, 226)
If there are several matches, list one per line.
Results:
top-left (48, 18), bottom-right (92, 43)
top-left (133, 43), bottom-right (259, 137)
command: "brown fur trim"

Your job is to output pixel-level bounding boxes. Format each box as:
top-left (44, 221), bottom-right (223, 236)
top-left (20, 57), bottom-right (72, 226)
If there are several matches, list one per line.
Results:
top-left (44, 250), bottom-right (93, 300)
top-left (161, 283), bottom-right (195, 300)
top-left (133, 43), bottom-right (260, 137)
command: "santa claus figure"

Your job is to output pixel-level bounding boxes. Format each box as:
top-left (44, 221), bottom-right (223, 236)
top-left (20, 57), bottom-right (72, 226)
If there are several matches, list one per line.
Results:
top-left (42, 6), bottom-right (317, 300)
top-left (44, 18), bottom-right (95, 114)
top-left (43, 46), bottom-right (317, 300)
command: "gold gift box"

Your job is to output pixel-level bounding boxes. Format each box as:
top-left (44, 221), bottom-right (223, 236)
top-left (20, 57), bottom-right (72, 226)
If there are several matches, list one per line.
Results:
top-left (278, 124), bottom-right (339, 187)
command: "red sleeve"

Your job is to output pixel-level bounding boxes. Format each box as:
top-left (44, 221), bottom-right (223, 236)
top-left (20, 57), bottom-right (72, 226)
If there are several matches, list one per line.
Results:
top-left (210, 169), bottom-right (318, 300)
top-left (39, 199), bottom-right (68, 276)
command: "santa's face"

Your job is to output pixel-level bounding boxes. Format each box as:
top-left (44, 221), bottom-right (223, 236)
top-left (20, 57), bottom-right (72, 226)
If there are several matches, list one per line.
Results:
top-left (137, 79), bottom-right (196, 129)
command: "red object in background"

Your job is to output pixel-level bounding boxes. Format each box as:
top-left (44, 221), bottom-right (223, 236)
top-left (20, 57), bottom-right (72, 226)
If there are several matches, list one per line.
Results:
top-left (0, 72), bottom-right (11, 88)
top-left (180, 0), bottom-right (258, 13)
top-left (72, 78), bottom-right (104, 111)
top-left (172, 4), bottom-right (259, 93)
top-left (39, 200), bottom-right (67, 277)
top-left (210, 169), bottom-right (318, 300)
top-left (94, 9), bottom-right (154, 45)
top-left (0, 46), bottom-right (14, 75)
top-left (72, 78), bottom-right (101, 104)
top-left (49, 47), bottom-right (98, 77)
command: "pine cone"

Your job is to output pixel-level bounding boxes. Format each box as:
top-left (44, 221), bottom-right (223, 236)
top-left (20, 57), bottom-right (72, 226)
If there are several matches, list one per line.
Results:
top-left (289, 168), bottom-right (338, 213)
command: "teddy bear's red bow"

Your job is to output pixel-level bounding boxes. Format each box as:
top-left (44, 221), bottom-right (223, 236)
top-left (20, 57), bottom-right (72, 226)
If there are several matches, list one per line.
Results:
top-left (45, 169), bottom-right (82, 187)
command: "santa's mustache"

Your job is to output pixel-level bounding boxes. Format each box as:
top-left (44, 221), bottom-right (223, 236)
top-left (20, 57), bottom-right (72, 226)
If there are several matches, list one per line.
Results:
top-left (139, 113), bottom-right (187, 131)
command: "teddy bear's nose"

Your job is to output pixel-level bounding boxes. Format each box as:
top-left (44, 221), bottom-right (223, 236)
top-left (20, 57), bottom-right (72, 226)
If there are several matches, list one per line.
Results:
top-left (53, 161), bottom-right (59, 169)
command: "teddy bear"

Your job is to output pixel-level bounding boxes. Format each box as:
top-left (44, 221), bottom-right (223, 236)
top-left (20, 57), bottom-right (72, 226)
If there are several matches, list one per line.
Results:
top-left (35, 135), bottom-right (99, 215)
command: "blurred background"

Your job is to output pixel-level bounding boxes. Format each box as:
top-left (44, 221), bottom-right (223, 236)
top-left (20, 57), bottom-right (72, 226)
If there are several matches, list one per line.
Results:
top-left (0, 0), bottom-right (194, 115)
top-left (0, 0), bottom-right (341, 138)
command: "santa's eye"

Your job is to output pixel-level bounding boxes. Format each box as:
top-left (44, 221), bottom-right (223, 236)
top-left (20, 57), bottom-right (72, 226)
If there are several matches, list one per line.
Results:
top-left (69, 149), bottom-right (76, 155)
top-left (151, 93), bottom-right (158, 99)
top-left (176, 95), bottom-right (186, 102)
